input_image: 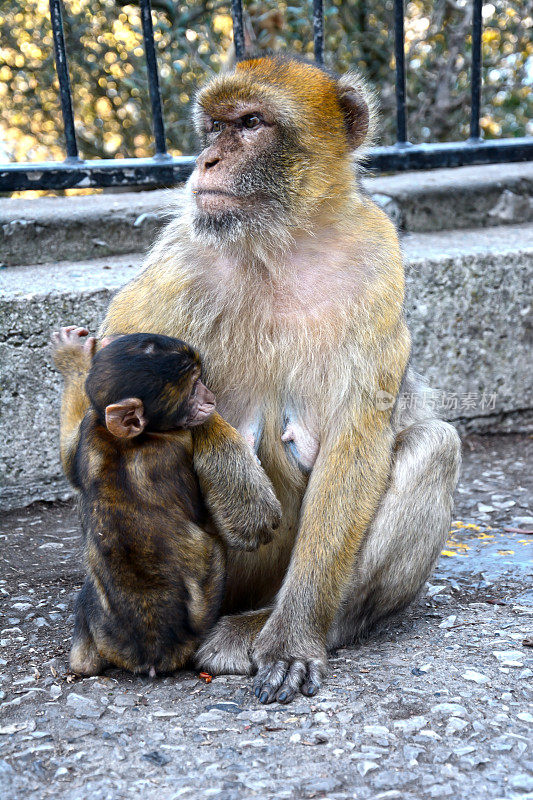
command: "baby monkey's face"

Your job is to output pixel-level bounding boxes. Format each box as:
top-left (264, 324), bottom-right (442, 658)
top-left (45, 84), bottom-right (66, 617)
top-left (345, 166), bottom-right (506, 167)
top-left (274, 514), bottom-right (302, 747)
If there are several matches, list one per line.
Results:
top-left (181, 370), bottom-right (216, 427)
top-left (86, 333), bottom-right (216, 439)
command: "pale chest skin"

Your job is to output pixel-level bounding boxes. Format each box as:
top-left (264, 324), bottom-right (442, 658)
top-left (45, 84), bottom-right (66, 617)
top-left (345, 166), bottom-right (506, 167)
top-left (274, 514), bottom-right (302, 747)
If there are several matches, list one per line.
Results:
top-left (182, 233), bottom-right (372, 474)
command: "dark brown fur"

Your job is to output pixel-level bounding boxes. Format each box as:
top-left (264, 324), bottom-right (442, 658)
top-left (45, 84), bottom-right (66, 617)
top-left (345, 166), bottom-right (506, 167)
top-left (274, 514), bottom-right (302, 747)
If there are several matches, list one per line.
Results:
top-left (51, 329), bottom-right (281, 676)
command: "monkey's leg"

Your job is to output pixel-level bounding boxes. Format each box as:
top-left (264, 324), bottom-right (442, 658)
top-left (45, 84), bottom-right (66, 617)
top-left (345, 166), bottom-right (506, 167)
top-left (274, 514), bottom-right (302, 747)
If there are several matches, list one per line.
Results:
top-left (69, 583), bottom-right (108, 676)
top-left (196, 418), bottom-right (460, 702)
top-left (327, 418), bottom-right (461, 647)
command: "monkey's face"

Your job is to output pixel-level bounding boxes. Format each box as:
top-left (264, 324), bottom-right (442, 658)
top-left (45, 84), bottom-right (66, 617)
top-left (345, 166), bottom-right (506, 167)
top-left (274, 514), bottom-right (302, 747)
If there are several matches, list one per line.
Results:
top-left (181, 376), bottom-right (216, 427)
top-left (189, 57), bottom-right (373, 250)
top-left (190, 104), bottom-right (298, 246)
top-left (86, 333), bottom-right (216, 437)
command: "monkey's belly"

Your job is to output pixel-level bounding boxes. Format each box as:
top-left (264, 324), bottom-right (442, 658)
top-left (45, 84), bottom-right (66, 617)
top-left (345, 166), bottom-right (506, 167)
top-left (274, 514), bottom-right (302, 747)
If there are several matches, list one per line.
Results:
top-left (218, 407), bottom-right (310, 612)
top-left (236, 404), bottom-right (319, 474)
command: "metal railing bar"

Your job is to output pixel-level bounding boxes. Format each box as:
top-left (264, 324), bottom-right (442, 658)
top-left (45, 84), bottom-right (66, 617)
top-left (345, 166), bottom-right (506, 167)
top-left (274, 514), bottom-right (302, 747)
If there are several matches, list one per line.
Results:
top-left (2, 139), bottom-right (532, 192)
top-left (470, 0), bottom-right (483, 140)
top-left (48, 0), bottom-right (79, 160)
top-left (313, 0), bottom-right (325, 66)
top-left (394, 0), bottom-right (408, 145)
top-left (231, 0), bottom-right (245, 59)
top-left (139, 0), bottom-right (168, 156)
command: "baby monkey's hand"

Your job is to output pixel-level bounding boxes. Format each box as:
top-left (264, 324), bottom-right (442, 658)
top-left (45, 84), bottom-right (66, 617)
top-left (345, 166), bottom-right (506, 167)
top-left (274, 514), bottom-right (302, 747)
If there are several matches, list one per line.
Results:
top-left (51, 326), bottom-right (96, 376)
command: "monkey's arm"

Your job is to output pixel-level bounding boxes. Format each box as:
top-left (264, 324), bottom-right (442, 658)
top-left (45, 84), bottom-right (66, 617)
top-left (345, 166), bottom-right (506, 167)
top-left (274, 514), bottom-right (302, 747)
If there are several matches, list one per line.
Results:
top-left (193, 412), bottom-right (281, 551)
top-left (51, 327), bottom-right (95, 483)
top-left (252, 411), bottom-right (395, 702)
top-left (252, 325), bottom-right (408, 704)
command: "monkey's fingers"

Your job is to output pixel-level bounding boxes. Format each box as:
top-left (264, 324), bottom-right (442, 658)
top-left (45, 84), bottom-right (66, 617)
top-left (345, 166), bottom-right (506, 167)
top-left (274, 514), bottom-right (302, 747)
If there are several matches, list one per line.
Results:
top-left (83, 336), bottom-right (97, 356)
top-left (253, 655), bottom-right (325, 704)
top-left (253, 660), bottom-right (288, 704)
top-left (51, 326), bottom-right (90, 348)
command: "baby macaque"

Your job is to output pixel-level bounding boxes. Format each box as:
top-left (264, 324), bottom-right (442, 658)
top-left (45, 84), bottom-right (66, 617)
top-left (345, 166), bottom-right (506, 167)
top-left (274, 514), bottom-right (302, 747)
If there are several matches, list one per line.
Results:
top-left (51, 328), bottom-right (281, 676)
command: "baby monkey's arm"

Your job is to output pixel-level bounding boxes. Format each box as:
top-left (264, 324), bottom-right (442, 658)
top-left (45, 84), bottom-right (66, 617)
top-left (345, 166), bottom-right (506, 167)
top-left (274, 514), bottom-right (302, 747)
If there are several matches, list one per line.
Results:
top-left (193, 413), bottom-right (281, 551)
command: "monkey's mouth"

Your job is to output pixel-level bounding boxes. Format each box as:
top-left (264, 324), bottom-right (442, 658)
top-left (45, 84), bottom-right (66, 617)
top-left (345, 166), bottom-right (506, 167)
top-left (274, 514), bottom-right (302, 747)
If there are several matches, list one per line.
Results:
top-left (193, 189), bottom-right (246, 214)
top-left (186, 382), bottom-right (216, 426)
top-left (187, 398), bottom-right (216, 426)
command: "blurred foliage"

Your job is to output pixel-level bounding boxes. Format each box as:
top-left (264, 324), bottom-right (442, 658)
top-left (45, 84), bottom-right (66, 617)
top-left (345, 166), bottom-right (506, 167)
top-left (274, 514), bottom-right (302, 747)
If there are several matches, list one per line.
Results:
top-left (0, 0), bottom-right (531, 164)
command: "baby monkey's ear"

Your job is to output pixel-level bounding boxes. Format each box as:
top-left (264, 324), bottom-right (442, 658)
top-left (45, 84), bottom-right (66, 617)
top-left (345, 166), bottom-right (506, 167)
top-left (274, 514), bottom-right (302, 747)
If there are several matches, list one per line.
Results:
top-left (105, 398), bottom-right (147, 438)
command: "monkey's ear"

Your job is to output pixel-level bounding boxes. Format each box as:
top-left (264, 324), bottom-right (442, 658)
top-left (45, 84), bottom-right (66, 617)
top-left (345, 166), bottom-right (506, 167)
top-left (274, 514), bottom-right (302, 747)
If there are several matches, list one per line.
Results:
top-left (105, 398), bottom-right (147, 439)
top-left (337, 73), bottom-right (375, 151)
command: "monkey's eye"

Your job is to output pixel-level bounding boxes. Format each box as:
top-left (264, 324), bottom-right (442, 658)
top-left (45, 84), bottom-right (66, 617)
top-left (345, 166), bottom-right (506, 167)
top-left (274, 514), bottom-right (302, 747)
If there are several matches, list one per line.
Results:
top-left (211, 120), bottom-right (224, 133)
top-left (241, 114), bottom-right (262, 129)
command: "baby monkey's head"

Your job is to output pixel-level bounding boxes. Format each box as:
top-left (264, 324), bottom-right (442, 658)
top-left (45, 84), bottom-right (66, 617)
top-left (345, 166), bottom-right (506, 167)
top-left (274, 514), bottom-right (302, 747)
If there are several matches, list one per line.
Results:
top-left (86, 333), bottom-right (216, 439)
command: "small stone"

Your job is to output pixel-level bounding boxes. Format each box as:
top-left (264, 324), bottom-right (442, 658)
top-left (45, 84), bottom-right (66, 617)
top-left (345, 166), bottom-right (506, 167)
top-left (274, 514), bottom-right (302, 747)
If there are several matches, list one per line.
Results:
top-left (49, 685), bottom-right (62, 700)
top-left (113, 694), bottom-right (135, 707)
top-left (493, 649), bottom-right (524, 666)
top-left (301, 777), bottom-right (341, 796)
top-left (462, 670), bottom-right (489, 684)
top-left (445, 718), bottom-right (468, 736)
top-left (206, 702), bottom-right (242, 714)
top-left (247, 710), bottom-right (268, 723)
top-left (418, 729), bottom-right (441, 740)
top-left (142, 750), bottom-right (170, 767)
top-left (426, 585), bottom-right (446, 598)
top-left (364, 724), bottom-right (390, 737)
top-left (66, 693), bottom-right (102, 719)
top-left (477, 503), bottom-right (495, 513)
top-left (289, 733), bottom-right (301, 743)
top-left (393, 716), bottom-right (428, 735)
top-left (54, 767), bottom-right (69, 778)
top-left (196, 711), bottom-right (222, 724)
top-left (313, 711), bottom-right (329, 724)
top-left (509, 774), bottom-right (533, 792)
top-left (432, 703), bottom-right (468, 718)
top-left (517, 712), bottom-right (533, 723)
top-left (64, 719), bottom-right (96, 740)
top-left (357, 760), bottom-right (379, 776)
top-left (439, 615), bottom-right (457, 629)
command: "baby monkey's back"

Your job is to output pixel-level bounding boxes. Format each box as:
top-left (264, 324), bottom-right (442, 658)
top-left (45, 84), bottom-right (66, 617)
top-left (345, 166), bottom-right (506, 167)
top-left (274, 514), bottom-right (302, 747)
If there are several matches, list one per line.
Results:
top-left (51, 329), bottom-right (281, 677)
top-left (70, 332), bottom-right (224, 676)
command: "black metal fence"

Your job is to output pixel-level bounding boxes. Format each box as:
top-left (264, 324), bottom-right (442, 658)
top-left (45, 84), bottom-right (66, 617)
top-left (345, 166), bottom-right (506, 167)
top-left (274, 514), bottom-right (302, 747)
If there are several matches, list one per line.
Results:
top-left (1, 0), bottom-right (532, 192)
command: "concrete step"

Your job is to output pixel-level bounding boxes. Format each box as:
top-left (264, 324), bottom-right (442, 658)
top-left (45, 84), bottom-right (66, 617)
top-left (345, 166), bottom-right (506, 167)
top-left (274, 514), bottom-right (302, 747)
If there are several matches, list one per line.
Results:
top-left (1, 163), bottom-right (532, 266)
top-left (1, 224), bottom-right (531, 510)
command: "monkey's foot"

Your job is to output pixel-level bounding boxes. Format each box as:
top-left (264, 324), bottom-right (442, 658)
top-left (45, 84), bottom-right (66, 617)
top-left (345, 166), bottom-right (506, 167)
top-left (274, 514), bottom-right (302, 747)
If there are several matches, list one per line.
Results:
top-left (195, 610), bottom-right (270, 676)
top-left (251, 619), bottom-right (327, 704)
top-left (69, 639), bottom-right (107, 677)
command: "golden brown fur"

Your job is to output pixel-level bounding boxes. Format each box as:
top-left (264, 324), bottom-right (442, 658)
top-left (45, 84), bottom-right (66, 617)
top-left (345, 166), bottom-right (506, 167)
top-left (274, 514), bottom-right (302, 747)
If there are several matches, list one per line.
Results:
top-left (56, 55), bottom-right (460, 702)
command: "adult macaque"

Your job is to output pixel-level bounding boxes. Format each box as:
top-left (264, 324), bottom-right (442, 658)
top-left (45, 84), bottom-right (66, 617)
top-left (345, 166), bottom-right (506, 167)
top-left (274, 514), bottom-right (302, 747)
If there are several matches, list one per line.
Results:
top-left (58, 56), bottom-right (461, 702)
top-left (51, 328), bottom-right (281, 676)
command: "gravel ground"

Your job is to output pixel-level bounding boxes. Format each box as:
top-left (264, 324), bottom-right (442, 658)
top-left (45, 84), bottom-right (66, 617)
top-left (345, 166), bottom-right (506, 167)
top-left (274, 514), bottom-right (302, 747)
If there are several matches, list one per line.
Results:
top-left (1, 434), bottom-right (532, 800)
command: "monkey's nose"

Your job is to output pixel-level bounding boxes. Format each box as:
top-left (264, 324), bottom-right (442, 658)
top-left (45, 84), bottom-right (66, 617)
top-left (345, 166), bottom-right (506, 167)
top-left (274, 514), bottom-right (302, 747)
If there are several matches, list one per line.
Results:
top-left (203, 157), bottom-right (220, 170)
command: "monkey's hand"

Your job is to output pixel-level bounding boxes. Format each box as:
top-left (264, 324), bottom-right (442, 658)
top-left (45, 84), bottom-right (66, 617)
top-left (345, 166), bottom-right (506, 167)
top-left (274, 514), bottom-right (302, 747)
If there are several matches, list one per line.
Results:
top-left (251, 616), bottom-right (327, 704)
top-left (51, 326), bottom-right (96, 377)
top-left (193, 413), bottom-right (282, 551)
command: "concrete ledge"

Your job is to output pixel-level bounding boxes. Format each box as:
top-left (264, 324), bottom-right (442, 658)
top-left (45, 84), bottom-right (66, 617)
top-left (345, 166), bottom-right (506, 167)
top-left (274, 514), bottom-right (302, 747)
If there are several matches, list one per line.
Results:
top-left (1, 224), bottom-right (531, 510)
top-left (370, 162), bottom-right (533, 232)
top-left (2, 163), bottom-right (532, 266)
